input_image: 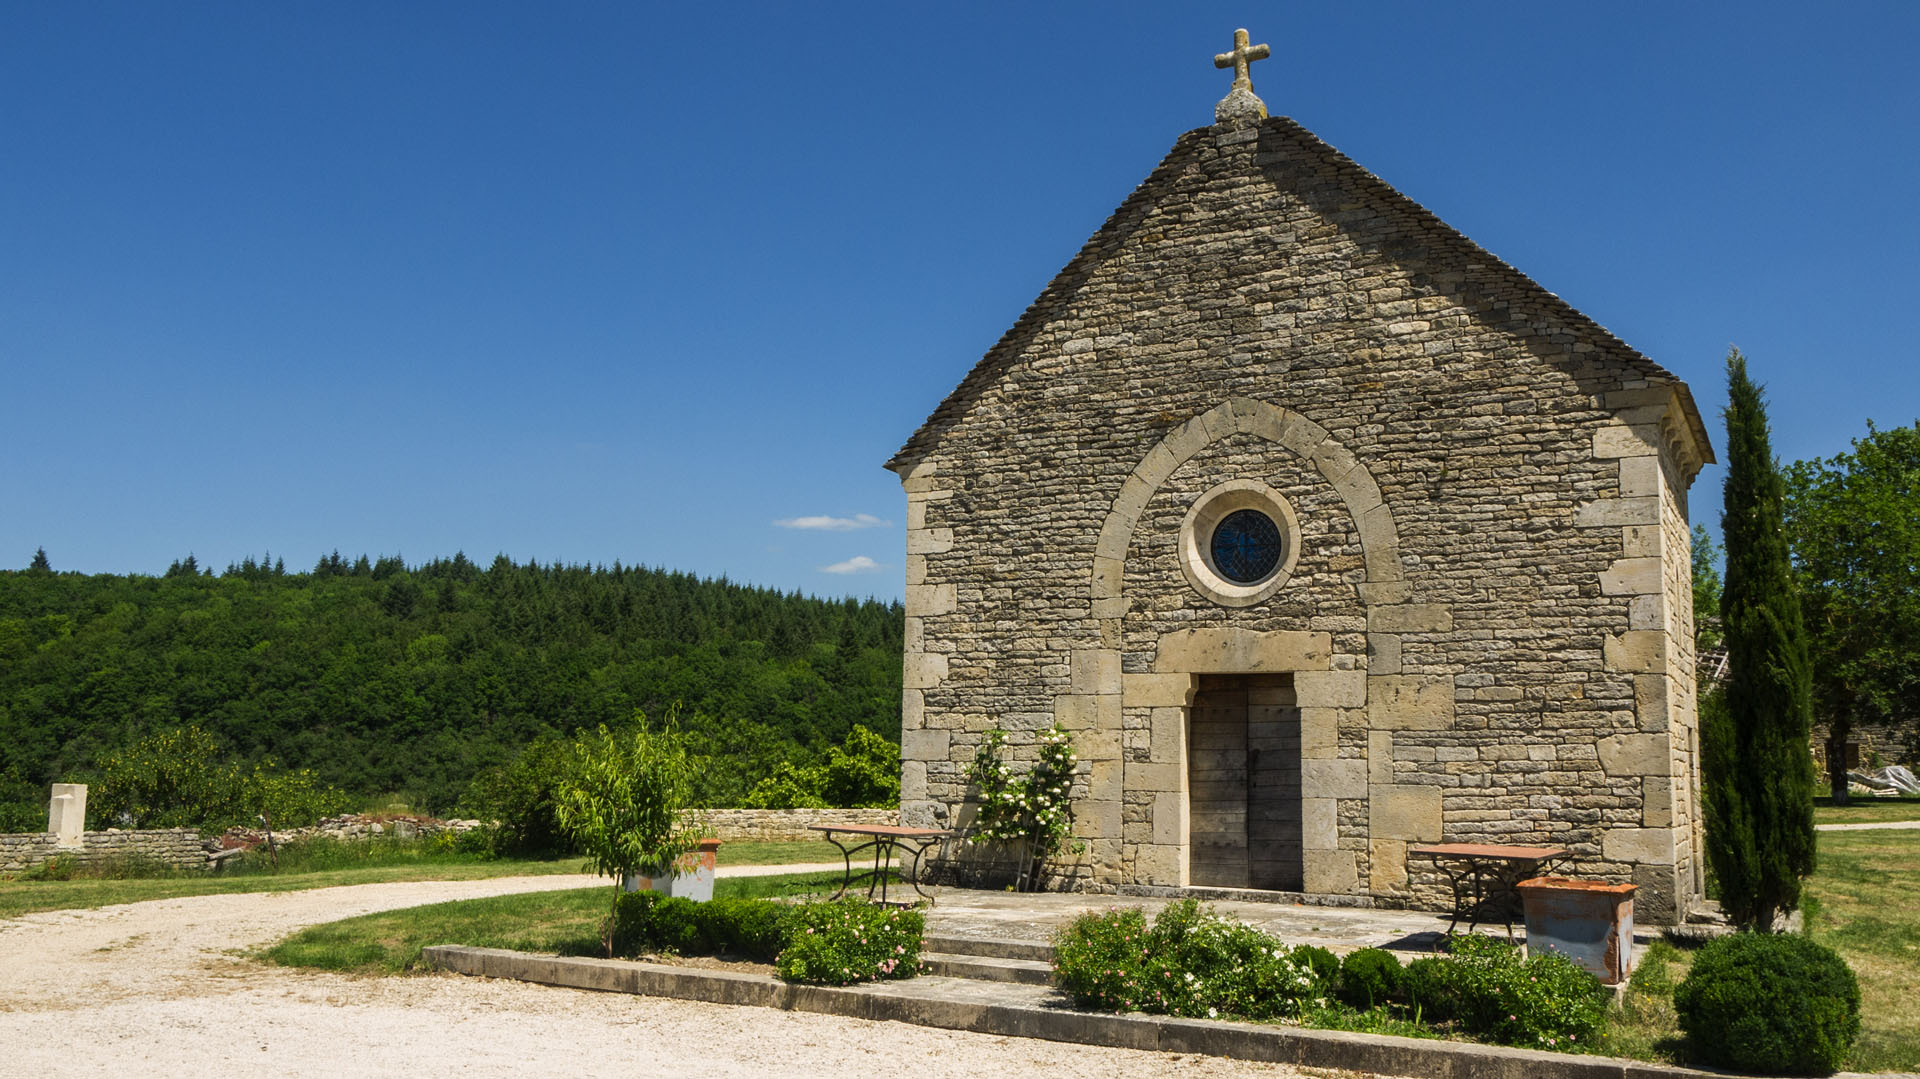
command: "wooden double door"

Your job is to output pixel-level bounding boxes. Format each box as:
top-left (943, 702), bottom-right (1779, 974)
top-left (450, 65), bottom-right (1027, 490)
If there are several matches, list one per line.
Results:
top-left (1187, 673), bottom-right (1304, 891)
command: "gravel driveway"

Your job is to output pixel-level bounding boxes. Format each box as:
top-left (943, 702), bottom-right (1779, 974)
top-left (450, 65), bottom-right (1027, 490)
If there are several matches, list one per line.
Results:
top-left (0, 873), bottom-right (1338, 1078)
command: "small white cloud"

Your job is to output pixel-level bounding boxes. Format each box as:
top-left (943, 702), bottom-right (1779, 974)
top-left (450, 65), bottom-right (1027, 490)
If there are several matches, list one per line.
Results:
top-left (774, 513), bottom-right (889, 531)
top-left (820, 555), bottom-right (882, 575)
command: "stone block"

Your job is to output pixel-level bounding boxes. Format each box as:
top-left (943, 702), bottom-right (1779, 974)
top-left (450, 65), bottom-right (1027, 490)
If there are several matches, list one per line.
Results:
top-left (1597, 732), bottom-right (1668, 776)
top-left (1071, 649), bottom-right (1121, 695)
top-left (903, 652), bottom-right (949, 689)
top-left (1299, 707), bottom-right (1339, 759)
top-left (1150, 708), bottom-right (1184, 764)
top-left (1125, 761), bottom-right (1183, 793)
top-left (1055, 693), bottom-right (1122, 735)
top-left (1366, 675), bottom-right (1454, 730)
top-left (1153, 628), bottom-right (1331, 673)
top-left (1090, 556), bottom-right (1124, 602)
top-left (1302, 798), bottom-right (1338, 850)
top-left (1080, 798), bottom-right (1123, 840)
top-left (1356, 580), bottom-right (1413, 605)
top-left (900, 760), bottom-right (928, 801)
top-left (1592, 425), bottom-right (1660, 459)
top-left (1368, 784), bottom-right (1443, 842)
top-left (900, 728), bottom-right (950, 762)
top-left (1369, 838), bottom-right (1408, 893)
top-left (1301, 758), bottom-right (1366, 799)
top-left (48, 783), bottom-right (86, 847)
top-left (1617, 455), bottom-right (1664, 498)
top-left (1303, 849), bottom-right (1359, 895)
top-left (1088, 760), bottom-right (1124, 799)
top-left (1367, 603), bottom-right (1452, 633)
top-left (905, 583), bottom-right (956, 615)
top-left (1604, 631), bottom-right (1666, 673)
top-left (1602, 827), bottom-right (1676, 865)
top-left (1295, 670), bottom-right (1367, 708)
top-left (1574, 497), bottom-right (1660, 528)
top-left (1643, 776), bottom-right (1674, 828)
top-left (1134, 843), bottom-right (1184, 887)
top-left (1152, 791), bottom-right (1185, 846)
top-left (1369, 730), bottom-right (1394, 785)
top-left (906, 527), bottom-right (953, 554)
top-left (1367, 633), bottom-right (1402, 675)
top-left (1121, 672), bottom-right (1194, 707)
top-left (1600, 557), bottom-right (1663, 596)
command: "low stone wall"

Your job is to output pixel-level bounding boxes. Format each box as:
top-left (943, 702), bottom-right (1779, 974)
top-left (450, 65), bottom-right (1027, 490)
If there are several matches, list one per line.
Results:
top-left (700, 808), bottom-right (898, 843)
top-left (0, 828), bottom-right (205, 874)
top-left (218, 814), bottom-right (486, 848)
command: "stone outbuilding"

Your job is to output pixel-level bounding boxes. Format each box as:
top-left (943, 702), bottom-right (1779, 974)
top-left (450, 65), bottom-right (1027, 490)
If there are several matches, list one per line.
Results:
top-left (888, 37), bottom-right (1714, 924)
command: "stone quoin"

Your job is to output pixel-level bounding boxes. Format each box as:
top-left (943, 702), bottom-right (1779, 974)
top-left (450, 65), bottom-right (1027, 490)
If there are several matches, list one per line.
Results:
top-left (887, 30), bottom-right (1713, 923)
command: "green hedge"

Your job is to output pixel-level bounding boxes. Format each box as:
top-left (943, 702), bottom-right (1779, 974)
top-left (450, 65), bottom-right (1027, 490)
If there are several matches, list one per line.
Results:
top-left (609, 892), bottom-right (922, 985)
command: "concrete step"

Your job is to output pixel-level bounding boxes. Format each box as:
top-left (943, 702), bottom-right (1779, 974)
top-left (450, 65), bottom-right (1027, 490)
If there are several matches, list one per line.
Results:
top-left (921, 933), bottom-right (1054, 963)
top-left (920, 952), bottom-right (1054, 986)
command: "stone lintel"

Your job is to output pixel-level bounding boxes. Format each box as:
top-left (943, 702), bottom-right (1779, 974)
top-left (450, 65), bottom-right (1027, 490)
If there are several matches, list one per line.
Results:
top-left (1367, 603), bottom-right (1452, 633)
top-left (1366, 675), bottom-right (1454, 730)
top-left (1153, 628), bottom-right (1332, 674)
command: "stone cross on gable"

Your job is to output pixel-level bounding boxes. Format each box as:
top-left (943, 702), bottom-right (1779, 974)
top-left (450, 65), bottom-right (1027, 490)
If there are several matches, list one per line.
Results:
top-left (1212, 28), bottom-right (1271, 124)
top-left (1213, 28), bottom-right (1270, 91)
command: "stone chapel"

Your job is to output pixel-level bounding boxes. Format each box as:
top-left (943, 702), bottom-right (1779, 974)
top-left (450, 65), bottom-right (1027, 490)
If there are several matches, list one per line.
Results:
top-left (887, 33), bottom-right (1714, 923)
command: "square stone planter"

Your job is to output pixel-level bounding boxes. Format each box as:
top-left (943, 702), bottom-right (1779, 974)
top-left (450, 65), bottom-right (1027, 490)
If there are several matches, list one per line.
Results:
top-left (621, 839), bottom-right (721, 901)
top-left (1516, 876), bottom-right (1636, 984)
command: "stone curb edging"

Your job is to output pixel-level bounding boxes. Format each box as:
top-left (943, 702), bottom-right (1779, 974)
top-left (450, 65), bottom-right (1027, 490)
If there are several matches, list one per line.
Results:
top-left (421, 945), bottom-right (1720, 1079)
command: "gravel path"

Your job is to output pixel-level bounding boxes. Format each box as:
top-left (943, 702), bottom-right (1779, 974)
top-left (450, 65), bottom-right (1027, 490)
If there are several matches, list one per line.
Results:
top-left (0, 871), bottom-right (1336, 1078)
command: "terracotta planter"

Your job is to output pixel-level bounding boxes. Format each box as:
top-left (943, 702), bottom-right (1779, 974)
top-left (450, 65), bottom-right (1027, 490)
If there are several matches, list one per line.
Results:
top-left (621, 839), bottom-right (721, 901)
top-left (1516, 876), bottom-right (1636, 983)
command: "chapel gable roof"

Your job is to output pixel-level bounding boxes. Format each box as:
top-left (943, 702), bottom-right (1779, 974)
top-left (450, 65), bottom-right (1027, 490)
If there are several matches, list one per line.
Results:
top-left (888, 115), bottom-right (1714, 472)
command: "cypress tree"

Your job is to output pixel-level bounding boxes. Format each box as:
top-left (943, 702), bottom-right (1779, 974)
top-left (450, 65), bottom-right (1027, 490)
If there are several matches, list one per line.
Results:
top-left (1705, 348), bottom-right (1817, 930)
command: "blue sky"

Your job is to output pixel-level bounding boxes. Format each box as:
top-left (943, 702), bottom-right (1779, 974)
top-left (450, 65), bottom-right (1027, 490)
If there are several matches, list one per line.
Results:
top-left (4, 3), bottom-right (1916, 601)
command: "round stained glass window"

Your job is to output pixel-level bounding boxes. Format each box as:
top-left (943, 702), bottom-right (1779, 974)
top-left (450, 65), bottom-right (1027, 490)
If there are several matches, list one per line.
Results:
top-left (1210, 508), bottom-right (1283, 584)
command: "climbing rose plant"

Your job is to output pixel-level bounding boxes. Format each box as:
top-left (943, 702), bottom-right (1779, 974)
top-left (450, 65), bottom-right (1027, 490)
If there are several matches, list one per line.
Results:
top-left (966, 724), bottom-right (1077, 887)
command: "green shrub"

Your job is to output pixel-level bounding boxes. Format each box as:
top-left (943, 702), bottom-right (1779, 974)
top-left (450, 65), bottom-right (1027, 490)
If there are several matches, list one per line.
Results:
top-left (1294, 944), bottom-right (1341, 987)
top-left (1051, 899), bottom-right (1326, 1020)
top-left (461, 734), bottom-right (577, 857)
top-left (1674, 932), bottom-right (1860, 1074)
top-left (699, 897), bottom-right (788, 958)
top-left (1414, 934), bottom-right (1610, 1050)
top-left (774, 898), bottom-right (922, 985)
top-left (1339, 947), bottom-right (1404, 1008)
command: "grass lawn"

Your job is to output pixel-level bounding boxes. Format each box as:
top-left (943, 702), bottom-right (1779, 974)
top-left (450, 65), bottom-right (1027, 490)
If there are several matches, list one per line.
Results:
top-left (1610, 828), bottom-right (1919, 1073)
top-left (0, 839), bottom-right (845, 920)
top-left (1813, 796), bottom-right (1920, 826)
top-left (260, 869), bottom-right (851, 975)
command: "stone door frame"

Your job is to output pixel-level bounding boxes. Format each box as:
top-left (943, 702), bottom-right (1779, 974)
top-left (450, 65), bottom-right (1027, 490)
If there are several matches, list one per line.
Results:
top-left (1064, 396), bottom-right (1453, 896)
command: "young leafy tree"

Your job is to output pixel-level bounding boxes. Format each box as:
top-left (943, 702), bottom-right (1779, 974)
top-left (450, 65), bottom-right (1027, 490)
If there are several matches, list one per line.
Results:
top-left (1784, 422), bottom-right (1920, 799)
top-left (554, 721), bottom-right (702, 956)
top-left (1706, 349), bottom-right (1817, 931)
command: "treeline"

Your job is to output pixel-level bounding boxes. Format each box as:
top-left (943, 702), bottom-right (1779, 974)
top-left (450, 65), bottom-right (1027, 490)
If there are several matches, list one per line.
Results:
top-left (0, 551), bottom-right (904, 828)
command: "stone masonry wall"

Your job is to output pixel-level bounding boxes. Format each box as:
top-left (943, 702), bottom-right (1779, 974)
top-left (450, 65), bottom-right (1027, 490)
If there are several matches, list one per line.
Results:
top-left (0, 829), bottom-right (205, 874)
top-left (892, 115), bottom-right (1709, 921)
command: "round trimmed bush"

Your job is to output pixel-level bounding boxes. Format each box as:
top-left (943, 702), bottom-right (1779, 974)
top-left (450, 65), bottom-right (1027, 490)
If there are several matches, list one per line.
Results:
top-left (1293, 944), bottom-right (1340, 987)
top-left (1674, 933), bottom-right (1860, 1074)
top-left (1339, 947), bottom-right (1404, 1008)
